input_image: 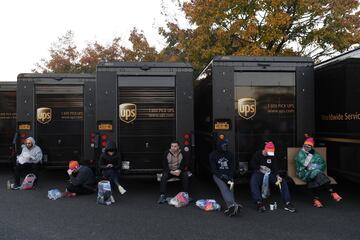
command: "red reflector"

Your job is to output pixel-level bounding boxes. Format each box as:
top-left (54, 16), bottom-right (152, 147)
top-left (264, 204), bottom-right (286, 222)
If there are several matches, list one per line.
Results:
top-left (20, 133), bottom-right (26, 138)
top-left (90, 133), bottom-right (95, 137)
top-left (184, 140), bottom-right (190, 145)
top-left (90, 138), bottom-right (95, 143)
top-left (101, 135), bottom-right (107, 140)
top-left (101, 141), bottom-right (107, 147)
top-left (184, 134), bottom-right (190, 139)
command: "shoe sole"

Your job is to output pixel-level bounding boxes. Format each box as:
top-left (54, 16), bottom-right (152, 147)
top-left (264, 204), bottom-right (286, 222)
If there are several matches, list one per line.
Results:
top-left (284, 207), bottom-right (296, 213)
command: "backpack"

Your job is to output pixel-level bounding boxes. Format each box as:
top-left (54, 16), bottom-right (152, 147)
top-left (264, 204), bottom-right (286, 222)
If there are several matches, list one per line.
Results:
top-left (21, 173), bottom-right (37, 190)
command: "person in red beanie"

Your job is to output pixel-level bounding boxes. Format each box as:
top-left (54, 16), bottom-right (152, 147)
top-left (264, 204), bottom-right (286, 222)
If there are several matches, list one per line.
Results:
top-left (295, 137), bottom-right (342, 208)
top-left (250, 142), bottom-right (296, 213)
top-left (63, 160), bottom-right (96, 197)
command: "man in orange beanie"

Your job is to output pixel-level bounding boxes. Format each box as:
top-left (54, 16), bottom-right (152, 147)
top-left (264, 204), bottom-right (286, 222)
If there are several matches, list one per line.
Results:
top-left (63, 160), bottom-right (96, 197)
top-left (295, 137), bottom-right (342, 208)
top-left (250, 142), bottom-right (296, 213)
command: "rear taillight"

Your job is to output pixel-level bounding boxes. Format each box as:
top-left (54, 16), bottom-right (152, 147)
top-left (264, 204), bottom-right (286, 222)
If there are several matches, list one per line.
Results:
top-left (90, 132), bottom-right (95, 143)
top-left (183, 133), bottom-right (191, 146)
top-left (100, 134), bottom-right (108, 147)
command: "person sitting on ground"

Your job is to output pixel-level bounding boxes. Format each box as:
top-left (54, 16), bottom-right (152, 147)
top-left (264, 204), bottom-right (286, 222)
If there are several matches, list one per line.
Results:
top-left (158, 140), bottom-right (190, 204)
top-left (295, 137), bottom-right (342, 208)
top-left (209, 139), bottom-right (241, 216)
top-left (250, 141), bottom-right (296, 213)
top-left (11, 137), bottom-right (43, 190)
top-left (99, 141), bottom-right (126, 194)
top-left (63, 160), bottom-right (97, 197)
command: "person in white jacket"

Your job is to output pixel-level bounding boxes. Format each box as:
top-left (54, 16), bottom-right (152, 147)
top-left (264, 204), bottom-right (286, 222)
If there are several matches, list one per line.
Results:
top-left (11, 137), bottom-right (43, 189)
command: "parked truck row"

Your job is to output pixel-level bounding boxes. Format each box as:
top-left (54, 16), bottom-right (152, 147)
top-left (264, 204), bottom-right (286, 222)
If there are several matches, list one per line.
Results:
top-left (0, 51), bottom-right (359, 182)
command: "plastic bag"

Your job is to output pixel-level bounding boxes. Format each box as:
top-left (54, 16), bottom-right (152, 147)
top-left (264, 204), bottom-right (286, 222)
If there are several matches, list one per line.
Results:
top-left (21, 173), bottom-right (37, 190)
top-left (196, 199), bottom-right (221, 211)
top-left (48, 189), bottom-right (62, 200)
top-left (168, 192), bottom-right (189, 208)
top-left (97, 180), bottom-right (114, 205)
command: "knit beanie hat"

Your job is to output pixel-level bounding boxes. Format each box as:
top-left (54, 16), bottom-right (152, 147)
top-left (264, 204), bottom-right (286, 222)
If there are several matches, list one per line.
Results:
top-left (304, 137), bottom-right (314, 147)
top-left (69, 160), bottom-right (80, 170)
top-left (264, 142), bottom-right (275, 156)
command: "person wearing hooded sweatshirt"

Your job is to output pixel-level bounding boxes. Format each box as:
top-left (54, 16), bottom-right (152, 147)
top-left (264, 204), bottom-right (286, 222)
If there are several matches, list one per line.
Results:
top-left (63, 160), bottom-right (97, 197)
top-left (99, 141), bottom-right (126, 194)
top-left (250, 141), bottom-right (296, 213)
top-left (295, 137), bottom-right (342, 208)
top-left (11, 137), bottom-right (43, 190)
top-left (158, 140), bottom-right (190, 204)
top-left (209, 140), bottom-right (241, 216)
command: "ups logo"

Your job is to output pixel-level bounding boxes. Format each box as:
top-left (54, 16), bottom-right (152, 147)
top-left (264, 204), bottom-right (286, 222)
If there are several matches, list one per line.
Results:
top-left (238, 98), bottom-right (256, 119)
top-left (37, 107), bottom-right (52, 124)
top-left (119, 103), bottom-right (137, 123)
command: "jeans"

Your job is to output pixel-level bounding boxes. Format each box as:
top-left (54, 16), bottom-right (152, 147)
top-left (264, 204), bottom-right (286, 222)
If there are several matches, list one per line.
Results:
top-left (160, 171), bottom-right (189, 194)
top-left (250, 171), bottom-right (291, 203)
top-left (14, 162), bottom-right (40, 186)
top-left (213, 175), bottom-right (236, 208)
top-left (102, 168), bottom-right (121, 188)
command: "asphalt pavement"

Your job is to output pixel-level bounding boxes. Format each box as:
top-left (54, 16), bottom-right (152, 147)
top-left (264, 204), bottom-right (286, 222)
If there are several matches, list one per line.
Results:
top-left (0, 168), bottom-right (359, 240)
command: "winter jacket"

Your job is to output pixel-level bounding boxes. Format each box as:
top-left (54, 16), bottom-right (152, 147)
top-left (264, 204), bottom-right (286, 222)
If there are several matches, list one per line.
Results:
top-left (17, 137), bottom-right (43, 164)
top-left (70, 165), bottom-right (96, 189)
top-left (99, 141), bottom-right (121, 170)
top-left (295, 148), bottom-right (326, 182)
top-left (209, 150), bottom-right (234, 180)
top-left (162, 150), bottom-right (189, 172)
top-left (250, 150), bottom-right (278, 175)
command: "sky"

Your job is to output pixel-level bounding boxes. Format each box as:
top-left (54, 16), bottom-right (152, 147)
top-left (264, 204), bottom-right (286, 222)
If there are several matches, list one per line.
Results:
top-left (0, 0), bottom-right (183, 81)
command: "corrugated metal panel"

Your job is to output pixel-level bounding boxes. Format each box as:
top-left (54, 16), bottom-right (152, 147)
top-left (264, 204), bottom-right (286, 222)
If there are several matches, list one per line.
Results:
top-left (35, 85), bottom-right (83, 94)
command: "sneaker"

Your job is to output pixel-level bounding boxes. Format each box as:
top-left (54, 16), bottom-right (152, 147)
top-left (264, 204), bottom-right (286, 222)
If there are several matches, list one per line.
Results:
top-left (257, 202), bottom-right (266, 213)
top-left (331, 192), bottom-right (342, 202)
top-left (10, 183), bottom-right (21, 190)
top-left (157, 194), bottom-right (166, 204)
top-left (284, 202), bottom-right (296, 213)
top-left (313, 198), bottom-right (323, 208)
top-left (224, 204), bottom-right (239, 217)
top-left (118, 185), bottom-right (126, 195)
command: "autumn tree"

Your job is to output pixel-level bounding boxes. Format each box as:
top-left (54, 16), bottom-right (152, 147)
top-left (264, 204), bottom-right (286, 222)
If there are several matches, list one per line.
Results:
top-left (121, 28), bottom-right (160, 61)
top-left (34, 31), bottom-right (81, 73)
top-left (160, 0), bottom-right (360, 71)
top-left (34, 29), bottom-right (160, 73)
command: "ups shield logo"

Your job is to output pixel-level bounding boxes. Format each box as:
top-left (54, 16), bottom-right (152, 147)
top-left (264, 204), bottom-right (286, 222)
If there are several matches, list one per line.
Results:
top-left (119, 103), bottom-right (137, 123)
top-left (37, 107), bottom-right (52, 124)
top-left (238, 98), bottom-right (256, 119)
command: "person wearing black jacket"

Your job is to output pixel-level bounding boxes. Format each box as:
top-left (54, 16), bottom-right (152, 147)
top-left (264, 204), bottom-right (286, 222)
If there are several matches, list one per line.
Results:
top-left (250, 142), bottom-right (295, 213)
top-left (99, 141), bottom-right (126, 194)
top-left (158, 141), bottom-right (190, 204)
top-left (209, 140), bottom-right (241, 216)
top-left (63, 160), bottom-right (96, 197)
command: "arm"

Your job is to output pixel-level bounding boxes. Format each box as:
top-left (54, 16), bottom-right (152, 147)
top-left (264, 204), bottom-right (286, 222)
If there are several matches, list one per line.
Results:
top-left (69, 169), bottom-right (87, 186)
top-left (98, 154), bottom-right (107, 170)
top-left (209, 152), bottom-right (217, 175)
top-left (30, 147), bottom-right (43, 163)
